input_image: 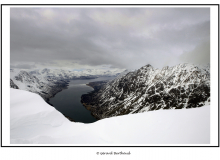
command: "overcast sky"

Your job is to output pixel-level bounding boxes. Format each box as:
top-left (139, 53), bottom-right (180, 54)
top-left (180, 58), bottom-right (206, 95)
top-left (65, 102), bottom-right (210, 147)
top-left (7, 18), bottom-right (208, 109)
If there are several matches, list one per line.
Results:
top-left (10, 7), bottom-right (210, 70)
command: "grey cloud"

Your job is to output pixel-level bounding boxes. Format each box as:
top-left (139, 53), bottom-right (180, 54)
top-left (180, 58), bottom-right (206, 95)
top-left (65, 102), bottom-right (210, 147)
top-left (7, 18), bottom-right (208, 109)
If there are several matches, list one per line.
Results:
top-left (179, 41), bottom-right (210, 65)
top-left (10, 64), bottom-right (37, 69)
top-left (10, 7), bottom-right (210, 70)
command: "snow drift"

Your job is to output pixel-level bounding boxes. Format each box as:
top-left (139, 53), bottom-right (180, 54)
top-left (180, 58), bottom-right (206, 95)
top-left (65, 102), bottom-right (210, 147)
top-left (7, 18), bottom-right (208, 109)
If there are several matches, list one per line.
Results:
top-left (10, 88), bottom-right (210, 144)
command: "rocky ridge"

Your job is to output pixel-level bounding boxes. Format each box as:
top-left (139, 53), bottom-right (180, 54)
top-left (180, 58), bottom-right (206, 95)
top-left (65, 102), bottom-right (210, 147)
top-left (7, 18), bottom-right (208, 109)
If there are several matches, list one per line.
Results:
top-left (10, 70), bottom-right (69, 101)
top-left (81, 63), bottom-right (210, 119)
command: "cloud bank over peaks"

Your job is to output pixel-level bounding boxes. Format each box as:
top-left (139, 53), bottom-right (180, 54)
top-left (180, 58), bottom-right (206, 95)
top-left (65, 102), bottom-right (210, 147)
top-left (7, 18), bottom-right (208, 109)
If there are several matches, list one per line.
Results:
top-left (10, 7), bottom-right (210, 70)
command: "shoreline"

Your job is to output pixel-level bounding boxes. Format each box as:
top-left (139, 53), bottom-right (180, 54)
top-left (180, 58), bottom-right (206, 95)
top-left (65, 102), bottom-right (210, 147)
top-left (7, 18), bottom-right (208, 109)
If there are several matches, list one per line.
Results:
top-left (47, 78), bottom-right (101, 123)
top-left (80, 80), bottom-right (109, 120)
top-left (47, 79), bottom-right (110, 122)
top-left (45, 77), bottom-right (99, 103)
top-left (81, 103), bottom-right (100, 120)
top-left (85, 83), bottom-right (95, 89)
top-left (45, 81), bottom-right (69, 103)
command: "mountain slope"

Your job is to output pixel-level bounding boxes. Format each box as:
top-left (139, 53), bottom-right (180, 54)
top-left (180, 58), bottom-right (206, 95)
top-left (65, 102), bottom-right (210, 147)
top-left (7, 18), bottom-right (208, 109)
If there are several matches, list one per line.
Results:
top-left (10, 69), bottom-right (69, 101)
top-left (10, 88), bottom-right (210, 144)
top-left (10, 79), bottom-right (19, 89)
top-left (10, 68), bottom-right (125, 101)
top-left (81, 63), bottom-right (210, 119)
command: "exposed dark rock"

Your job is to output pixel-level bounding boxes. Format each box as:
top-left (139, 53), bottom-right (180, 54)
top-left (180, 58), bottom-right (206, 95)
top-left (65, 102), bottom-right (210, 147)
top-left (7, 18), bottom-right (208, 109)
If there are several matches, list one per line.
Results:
top-left (81, 63), bottom-right (210, 120)
top-left (10, 79), bottom-right (19, 89)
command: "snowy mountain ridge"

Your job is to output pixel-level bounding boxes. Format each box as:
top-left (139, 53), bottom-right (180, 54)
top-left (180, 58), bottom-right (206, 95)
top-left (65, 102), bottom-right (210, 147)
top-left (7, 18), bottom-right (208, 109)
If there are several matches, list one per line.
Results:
top-left (10, 68), bottom-right (125, 101)
top-left (28, 68), bottom-right (124, 80)
top-left (81, 63), bottom-right (210, 119)
top-left (10, 69), bottom-right (69, 101)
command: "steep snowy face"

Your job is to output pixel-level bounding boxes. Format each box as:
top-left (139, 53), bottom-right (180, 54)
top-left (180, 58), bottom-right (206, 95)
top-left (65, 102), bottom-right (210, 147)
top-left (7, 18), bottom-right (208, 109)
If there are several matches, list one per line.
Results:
top-left (29, 68), bottom-right (76, 80)
top-left (14, 70), bottom-right (40, 85)
top-left (10, 70), bottom-right (69, 101)
top-left (10, 67), bottom-right (125, 102)
top-left (81, 63), bottom-right (210, 119)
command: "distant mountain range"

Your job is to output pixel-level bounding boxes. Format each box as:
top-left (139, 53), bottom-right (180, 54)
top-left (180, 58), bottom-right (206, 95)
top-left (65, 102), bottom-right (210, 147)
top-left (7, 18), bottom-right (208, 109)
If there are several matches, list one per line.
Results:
top-left (10, 68), bottom-right (124, 101)
top-left (81, 63), bottom-right (210, 119)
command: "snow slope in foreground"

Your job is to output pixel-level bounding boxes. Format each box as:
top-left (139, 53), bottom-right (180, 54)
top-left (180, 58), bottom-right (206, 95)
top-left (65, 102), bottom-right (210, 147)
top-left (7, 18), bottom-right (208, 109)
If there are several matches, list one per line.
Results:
top-left (10, 88), bottom-right (210, 144)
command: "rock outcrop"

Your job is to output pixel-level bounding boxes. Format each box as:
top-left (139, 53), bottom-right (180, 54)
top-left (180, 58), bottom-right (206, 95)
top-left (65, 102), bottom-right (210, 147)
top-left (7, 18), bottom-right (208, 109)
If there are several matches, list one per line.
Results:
top-left (81, 63), bottom-right (210, 119)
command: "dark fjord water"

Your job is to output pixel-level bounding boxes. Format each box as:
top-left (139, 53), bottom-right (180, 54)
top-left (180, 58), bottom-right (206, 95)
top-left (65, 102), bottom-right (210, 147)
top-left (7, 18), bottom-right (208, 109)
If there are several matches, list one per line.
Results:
top-left (49, 77), bottom-right (114, 123)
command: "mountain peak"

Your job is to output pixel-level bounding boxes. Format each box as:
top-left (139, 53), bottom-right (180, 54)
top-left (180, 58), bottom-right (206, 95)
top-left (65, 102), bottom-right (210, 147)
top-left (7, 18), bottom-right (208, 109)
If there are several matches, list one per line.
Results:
top-left (81, 63), bottom-right (210, 119)
top-left (142, 64), bottom-right (152, 68)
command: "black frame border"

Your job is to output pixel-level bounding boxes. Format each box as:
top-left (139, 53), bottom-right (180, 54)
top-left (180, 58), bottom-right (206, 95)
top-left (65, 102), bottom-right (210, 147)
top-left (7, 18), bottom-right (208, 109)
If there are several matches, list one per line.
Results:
top-left (1, 3), bottom-right (219, 147)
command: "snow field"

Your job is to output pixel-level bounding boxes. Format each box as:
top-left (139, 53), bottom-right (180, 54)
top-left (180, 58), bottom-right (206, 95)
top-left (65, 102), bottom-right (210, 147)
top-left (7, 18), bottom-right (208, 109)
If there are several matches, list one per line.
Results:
top-left (10, 88), bottom-right (210, 144)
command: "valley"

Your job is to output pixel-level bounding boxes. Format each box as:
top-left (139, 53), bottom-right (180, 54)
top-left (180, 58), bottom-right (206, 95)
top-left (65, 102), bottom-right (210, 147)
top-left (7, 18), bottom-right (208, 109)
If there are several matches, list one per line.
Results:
top-left (10, 68), bottom-right (120, 123)
top-left (49, 77), bottom-right (114, 123)
top-left (10, 63), bottom-right (210, 122)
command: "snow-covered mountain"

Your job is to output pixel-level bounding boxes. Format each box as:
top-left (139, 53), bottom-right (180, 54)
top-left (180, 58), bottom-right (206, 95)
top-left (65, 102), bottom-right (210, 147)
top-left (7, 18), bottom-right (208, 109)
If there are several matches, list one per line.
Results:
top-left (10, 68), bottom-right (124, 101)
top-left (77, 68), bottom-right (123, 77)
top-left (29, 68), bottom-right (124, 80)
top-left (10, 88), bottom-right (210, 144)
top-left (29, 68), bottom-right (97, 80)
top-left (81, 63), bottom-right (210, 119)
top-left (10, 69), bottom-right (69, 101)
